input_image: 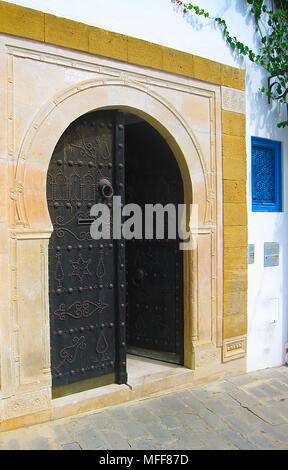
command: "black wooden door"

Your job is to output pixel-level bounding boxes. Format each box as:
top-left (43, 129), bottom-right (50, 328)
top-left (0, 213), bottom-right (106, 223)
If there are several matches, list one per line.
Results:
top-left (47, 111), bottom-right (127, 398)
top-left (125, 121), bottom-right (184, 364)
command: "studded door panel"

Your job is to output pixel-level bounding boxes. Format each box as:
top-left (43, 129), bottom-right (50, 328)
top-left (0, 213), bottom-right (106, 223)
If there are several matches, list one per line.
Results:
top-left (47, 111), bottom-right (126, 395)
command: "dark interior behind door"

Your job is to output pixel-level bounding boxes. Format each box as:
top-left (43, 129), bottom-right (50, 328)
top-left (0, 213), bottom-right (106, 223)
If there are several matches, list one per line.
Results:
top-left (125, 120), bottom-right (184, 364)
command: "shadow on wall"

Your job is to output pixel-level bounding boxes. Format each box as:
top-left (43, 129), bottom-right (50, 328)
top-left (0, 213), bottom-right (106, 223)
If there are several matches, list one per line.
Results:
top-left (171, 0), bottom-right (257, 66)
top-left (172, 0), bottom-right (287, 133)
top-left (279, 216), bottom-right (288, 365)
top-left (272, 214), bottom-right (288, 365)
top-left (171, 0), bottom-right (240, 34)
top-left (246, 61), bottom-right (287, 138)
top-left (248, 211), bottom-right (288, 368)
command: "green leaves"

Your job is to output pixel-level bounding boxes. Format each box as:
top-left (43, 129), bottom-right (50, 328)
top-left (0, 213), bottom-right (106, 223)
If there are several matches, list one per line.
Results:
top-left (184, 3), bottom-right (209, 17)
top-left (277, 120), bottom-right (288, 128)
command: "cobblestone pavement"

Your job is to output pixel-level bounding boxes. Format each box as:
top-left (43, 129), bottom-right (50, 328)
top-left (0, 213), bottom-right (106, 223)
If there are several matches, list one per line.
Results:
top-left (1, 366), bottom-right (288, 450)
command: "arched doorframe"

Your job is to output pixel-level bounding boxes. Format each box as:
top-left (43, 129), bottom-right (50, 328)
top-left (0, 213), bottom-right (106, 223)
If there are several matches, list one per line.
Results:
top-left (14, 79), bottom-right (206, 231)
top-left (10, 79), bottom-right (221, 400)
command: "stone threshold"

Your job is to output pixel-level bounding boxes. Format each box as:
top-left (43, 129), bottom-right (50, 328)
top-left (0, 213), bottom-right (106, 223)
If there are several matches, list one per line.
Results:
top-left (52, 355), bottom-right (195, 421)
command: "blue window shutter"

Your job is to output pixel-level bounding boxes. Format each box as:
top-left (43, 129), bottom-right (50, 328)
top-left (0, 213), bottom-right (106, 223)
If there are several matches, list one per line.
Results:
top-left (251, 137), bottom-right (282, 212)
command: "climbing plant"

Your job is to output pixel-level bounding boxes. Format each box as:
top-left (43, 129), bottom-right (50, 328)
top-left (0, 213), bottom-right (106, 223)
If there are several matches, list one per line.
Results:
top-left (172, 0), bottom-right (288, 128)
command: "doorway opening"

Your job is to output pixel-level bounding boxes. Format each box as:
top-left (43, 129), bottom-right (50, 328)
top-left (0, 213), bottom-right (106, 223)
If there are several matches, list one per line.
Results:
top-left (124, 113), bottom-right (184, 365)
top-left (47, 110), bottom-right (184, 399)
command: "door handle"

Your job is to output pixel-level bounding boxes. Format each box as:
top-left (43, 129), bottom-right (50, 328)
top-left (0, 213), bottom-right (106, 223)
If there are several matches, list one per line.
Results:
top-left (99, 178), bottom-right (114, 199)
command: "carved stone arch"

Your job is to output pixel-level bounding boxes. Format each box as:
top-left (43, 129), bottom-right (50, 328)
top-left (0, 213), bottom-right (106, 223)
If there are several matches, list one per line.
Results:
top-left (4, 76), bottom-right (224, 425)
top-left (10, 78), bottom-right (214, 375)
top-left (14, 79), bottom-right (205, 232)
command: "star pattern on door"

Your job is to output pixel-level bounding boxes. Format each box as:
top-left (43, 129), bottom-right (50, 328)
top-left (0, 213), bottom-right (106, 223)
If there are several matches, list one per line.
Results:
top-left (69, 255), bottom-right (92, 281)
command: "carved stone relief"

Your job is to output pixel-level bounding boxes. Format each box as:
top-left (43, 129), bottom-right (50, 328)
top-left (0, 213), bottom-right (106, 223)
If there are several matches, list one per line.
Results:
top-left (0, 36), bottom-right (226, 427)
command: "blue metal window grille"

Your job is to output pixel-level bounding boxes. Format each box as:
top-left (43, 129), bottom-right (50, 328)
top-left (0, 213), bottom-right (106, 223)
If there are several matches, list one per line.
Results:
top-left (251, 137), bottom-right (282, 212)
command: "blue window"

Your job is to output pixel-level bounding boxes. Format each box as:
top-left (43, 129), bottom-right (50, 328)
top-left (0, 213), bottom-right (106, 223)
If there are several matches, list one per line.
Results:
top-left (251, 137), bottom-right (282, 212)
